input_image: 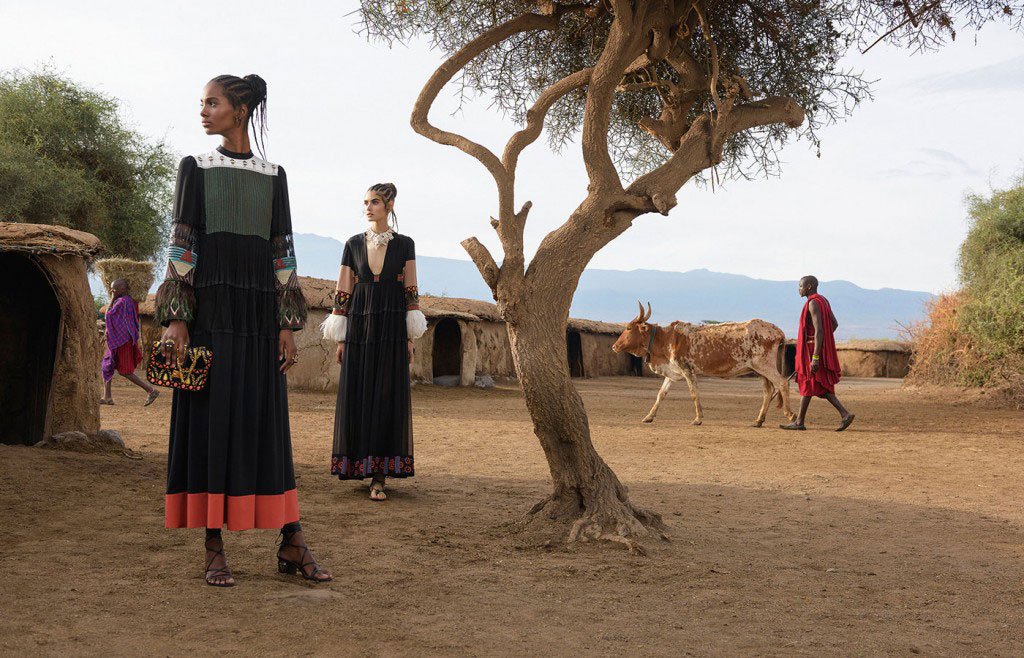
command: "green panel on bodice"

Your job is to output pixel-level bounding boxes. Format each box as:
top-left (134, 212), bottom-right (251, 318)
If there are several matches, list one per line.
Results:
top-left (203, 167), bottom-right (274, 239)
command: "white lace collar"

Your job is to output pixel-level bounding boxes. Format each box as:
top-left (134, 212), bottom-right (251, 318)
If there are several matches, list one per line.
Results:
top-left (365, 228), bottom-right (395, 248)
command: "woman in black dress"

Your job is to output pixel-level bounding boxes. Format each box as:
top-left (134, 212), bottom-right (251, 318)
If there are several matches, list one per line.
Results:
top-left (321, 183), bottom-right (426, 501)
top-left (157, 74), bottom-right (331, 586)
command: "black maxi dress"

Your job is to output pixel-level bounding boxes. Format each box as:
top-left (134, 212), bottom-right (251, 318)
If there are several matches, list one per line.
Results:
top-left (155, 146), bottom-right (308, 531)
top-left (328, 232), bottom-right (421, 479)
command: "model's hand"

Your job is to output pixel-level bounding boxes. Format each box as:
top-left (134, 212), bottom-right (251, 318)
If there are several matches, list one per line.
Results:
top-left (279, 329), bottom-right (298, 374)
top-left (336, 342), bottom-right (345, 364)
top-left (811, 360), bottom-right (820, 374)
top-left (407, 339), bottom-right (414, 362)
top-left (160, 320), bottom-right (190, 368)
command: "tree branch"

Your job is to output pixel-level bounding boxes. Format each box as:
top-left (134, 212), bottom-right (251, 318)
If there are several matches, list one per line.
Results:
top-left (411, 11), bottom-right (565, 194)
top-left (460, 237), bottom-right (500, 293)
top-left (628, 95), bottom-right (805, 209)
top-left (503, 68), bottom-right (594, 178)
top-left (581, 7), bottom-right (647, 192)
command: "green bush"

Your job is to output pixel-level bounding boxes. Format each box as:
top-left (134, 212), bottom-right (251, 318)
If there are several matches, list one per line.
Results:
top-left (957, 176), bottom-right (1024, 370)
top-left (0, 66), bottom-right (175, 260)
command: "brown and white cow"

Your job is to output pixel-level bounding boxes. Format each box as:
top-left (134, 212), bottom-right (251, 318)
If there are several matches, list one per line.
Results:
top-left (612, 302), bottom-right (796, 427)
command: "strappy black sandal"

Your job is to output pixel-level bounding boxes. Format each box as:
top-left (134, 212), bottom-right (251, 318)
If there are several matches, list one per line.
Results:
top-left (277, 532), bottom-right (332, 583)
top-left (204, 539), bottom-right (235, 587)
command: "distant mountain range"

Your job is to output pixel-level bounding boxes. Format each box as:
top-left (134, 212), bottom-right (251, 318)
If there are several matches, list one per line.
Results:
top-left (94, 232), bottom-right (932, 340)
top-left (292, 233), bottom-right (931, 341)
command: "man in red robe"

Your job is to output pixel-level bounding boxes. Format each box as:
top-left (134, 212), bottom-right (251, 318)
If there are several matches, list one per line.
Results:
top-left (781, 276), bottom-right (855, 431)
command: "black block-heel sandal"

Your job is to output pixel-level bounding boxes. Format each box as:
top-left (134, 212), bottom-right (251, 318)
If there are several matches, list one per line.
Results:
top-left (277, 534), bottom-right (332, 583)
top-left (204, 540), bottom-right (235, 587)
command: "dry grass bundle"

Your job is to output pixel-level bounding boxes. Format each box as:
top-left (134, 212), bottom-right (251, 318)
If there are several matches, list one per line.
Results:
top-left (94, 258), bottom-right (155, 303)
top-left (907, 293), bottom-right (1024, 408)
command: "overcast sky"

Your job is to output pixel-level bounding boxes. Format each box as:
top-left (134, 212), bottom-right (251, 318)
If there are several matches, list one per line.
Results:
top-left (3, 1), bottom-right (1022, 294)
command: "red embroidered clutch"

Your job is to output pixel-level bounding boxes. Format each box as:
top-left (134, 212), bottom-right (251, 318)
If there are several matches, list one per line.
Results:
top-left (146, 340), bottom-right (212, 391)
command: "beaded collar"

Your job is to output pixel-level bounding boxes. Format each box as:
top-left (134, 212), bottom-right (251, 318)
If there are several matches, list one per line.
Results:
top-left (365, 228), bottom-right (395, 248)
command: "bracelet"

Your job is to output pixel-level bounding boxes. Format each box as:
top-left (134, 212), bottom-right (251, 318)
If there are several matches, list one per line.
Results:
top-left (812, 355), bottom-right (820, 361)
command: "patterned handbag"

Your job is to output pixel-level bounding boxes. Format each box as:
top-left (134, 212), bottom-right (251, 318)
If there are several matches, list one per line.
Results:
top-left (146, 340), bottom-right (212, 391)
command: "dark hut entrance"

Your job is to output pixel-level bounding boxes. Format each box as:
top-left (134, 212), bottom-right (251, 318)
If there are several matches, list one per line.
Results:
top-left (629, 355), bottom-right (644, 376)
top-left (0, 252), bottom-right (62, 445)
top-left (567, 331), bottom-right (584, 378)
top-left (432, 319), bottom-right (462, 379)
top-left (781, 342), bottom-right (796, 377)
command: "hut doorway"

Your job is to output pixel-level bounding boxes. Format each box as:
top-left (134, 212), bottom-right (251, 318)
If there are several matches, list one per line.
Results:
top-left (781, 342), bottom-right (796, 377)
top-left (0, 252), bottom-right (62, 445)
top-left (567, 330), bottom-right (584, 378)
top-left (432, 319), bottom-right (462, 379)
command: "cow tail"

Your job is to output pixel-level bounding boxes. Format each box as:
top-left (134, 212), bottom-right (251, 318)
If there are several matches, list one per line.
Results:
top-left (776, 337), bottom-right (786, 408)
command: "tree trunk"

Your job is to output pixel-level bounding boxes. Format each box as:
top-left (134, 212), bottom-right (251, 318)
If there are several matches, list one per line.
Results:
top-left (504, 282), bottom-right (666, 554)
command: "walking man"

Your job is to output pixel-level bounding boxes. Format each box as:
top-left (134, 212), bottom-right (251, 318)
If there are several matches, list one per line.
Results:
top-left (781, 275), bottom-right (855, 431)
top-left (100, 279), bottom-right (159, 406)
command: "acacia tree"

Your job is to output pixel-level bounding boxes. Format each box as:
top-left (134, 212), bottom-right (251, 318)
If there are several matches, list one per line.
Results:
top-left (359, 1), bottom-right (1022, 552)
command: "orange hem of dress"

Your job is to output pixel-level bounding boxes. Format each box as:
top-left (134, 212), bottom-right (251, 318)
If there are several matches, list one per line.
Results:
top-left (165, 489), bottom-right (299, 530)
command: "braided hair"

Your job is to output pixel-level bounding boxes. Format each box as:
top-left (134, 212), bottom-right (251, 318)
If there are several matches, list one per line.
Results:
top-left (209, 74), bottom-right (269, 158)
top-left (368, 183), bottom-right (399, 230)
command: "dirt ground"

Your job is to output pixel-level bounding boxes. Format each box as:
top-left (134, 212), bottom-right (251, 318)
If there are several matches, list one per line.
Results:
top-left (3, 375), bottom-right (1024, 657)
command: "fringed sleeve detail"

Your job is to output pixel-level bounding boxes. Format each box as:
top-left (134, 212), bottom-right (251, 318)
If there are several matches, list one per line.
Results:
top-left (276, 286), bottom-right (307, 332)
top-left (271, 234), bottom-right (307, 331)
top-left (155, 279), bottom-right (196, 326)
top-left (406, 309), bottom-right (427, 340)
top-left (320, 313), bottom-right (348, 342)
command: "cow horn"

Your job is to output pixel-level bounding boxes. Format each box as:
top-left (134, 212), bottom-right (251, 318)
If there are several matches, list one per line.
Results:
top-left (644, 302), bottom-right (652, 322)
top-left (636, 300), bottom-right (645, 322)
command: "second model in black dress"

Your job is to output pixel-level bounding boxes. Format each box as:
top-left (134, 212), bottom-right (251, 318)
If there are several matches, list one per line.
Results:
top-left (326, 230), bottom-right (425, 479)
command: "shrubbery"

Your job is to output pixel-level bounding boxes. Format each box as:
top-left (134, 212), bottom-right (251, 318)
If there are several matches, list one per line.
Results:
top-left (0, 67), bottom-right (175, 260)
top-left (908, 175), bottom-right (1024, 403)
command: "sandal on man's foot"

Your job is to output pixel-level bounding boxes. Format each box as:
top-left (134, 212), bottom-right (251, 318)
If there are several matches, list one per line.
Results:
top-left (144, 389), bottom-right (159, 407)
top-left (369, 480), bottom-right (387, 501)
top-left (277, 534), bottom-right (332, 583)
top-left (204, 540), bottom-right (235, 587)
top-left (836, 414), bottom-right (855, 432)
top-left (99, 398), bottom-right (114, 406)
top-left (779, 422), bottom-right (806, 430)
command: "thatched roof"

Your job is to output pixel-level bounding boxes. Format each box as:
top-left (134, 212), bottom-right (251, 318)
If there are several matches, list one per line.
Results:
top-left (0, 222), bottom-right (102, 258)
top-left (568, 318), bottom-right (626, 335)
top-left (837, 340), bottom-right (912, 353)
top-left (138, 275), bottom-right (623, 334)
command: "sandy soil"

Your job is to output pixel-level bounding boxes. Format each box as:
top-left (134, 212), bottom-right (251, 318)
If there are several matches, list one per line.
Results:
top-left (3, 375), bottom-right (1024, 657)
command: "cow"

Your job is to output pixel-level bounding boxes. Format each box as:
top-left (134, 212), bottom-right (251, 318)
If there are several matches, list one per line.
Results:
top-left (612, 302), bottom-right (796, 427)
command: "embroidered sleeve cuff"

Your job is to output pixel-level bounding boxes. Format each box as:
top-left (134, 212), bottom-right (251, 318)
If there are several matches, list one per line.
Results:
top-left (406, 309), bottom-right (427, 340)
top-left (332, 290), bottom-right (351, 316)
top-left (154, 279), bottom-right (196, 326)
top-left (277, 287), bottom-right (307, 331)
top-left (404, 286), bottom-right (420, 310)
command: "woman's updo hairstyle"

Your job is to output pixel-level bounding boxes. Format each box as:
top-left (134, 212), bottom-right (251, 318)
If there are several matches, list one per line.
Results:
top-left (368, 183), bottom-right (399, 229)
top-left (209, 73), bottom-right (269, 158)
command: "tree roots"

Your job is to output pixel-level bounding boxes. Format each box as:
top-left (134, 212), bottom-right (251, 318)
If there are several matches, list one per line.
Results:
top-left (526, 492), bottom-right (668, 556)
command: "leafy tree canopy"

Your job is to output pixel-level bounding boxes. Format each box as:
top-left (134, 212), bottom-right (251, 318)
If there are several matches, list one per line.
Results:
top-left (0, 67), bottom-right (175, 260)
top-left (360, 1), bottom-right (1022, 183)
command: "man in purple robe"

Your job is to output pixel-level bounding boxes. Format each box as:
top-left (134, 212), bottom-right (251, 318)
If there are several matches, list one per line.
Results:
top-left (100, 279), bottom-right (159, 406)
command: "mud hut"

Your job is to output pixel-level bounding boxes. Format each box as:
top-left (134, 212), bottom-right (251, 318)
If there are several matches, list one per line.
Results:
top-left (837, 340), bottom-right (912, 378)
top-left (291, 276), bottom-right (636, 390)
top-left (0, 223), bottom-right (103, 444)
top-left (778, 339), bottom-right (912, 378)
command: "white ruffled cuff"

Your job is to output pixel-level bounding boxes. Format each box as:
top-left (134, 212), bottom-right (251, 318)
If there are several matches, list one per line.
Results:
top-left (319, 313), bottom-right (347, 342)
top-left (406, 309), bottom-right (427, 340)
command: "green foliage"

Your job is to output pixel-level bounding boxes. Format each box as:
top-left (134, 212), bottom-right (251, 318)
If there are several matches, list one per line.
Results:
top-left (957, 175), bottom-right (1024, 365)
top-left (358, 1), bottom-right (1021, 183)
top-left (93, 292), bottom-right (108, 319)
top-left (0, 67), bottom-right (176, 260)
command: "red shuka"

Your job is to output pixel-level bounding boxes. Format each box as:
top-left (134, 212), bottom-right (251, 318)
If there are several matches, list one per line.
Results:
top-left (796, 293), bottom-right (841, 397)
